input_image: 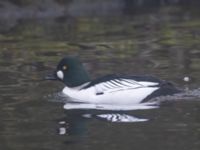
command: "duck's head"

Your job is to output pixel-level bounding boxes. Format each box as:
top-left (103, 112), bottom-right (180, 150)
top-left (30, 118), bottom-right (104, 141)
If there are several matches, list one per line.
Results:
top-left (46, 57), bottom-right (91, 87)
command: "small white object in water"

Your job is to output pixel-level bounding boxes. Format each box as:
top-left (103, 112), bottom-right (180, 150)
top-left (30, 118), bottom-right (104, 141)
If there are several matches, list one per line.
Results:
top-left (82, 114), bottom-right (92, 118)
top-left (183, 76), bottom-right (190, 82)
top-left (59, 121), bottom-right (66, 125)
top-left (59, 127), bottom-right (66, 135)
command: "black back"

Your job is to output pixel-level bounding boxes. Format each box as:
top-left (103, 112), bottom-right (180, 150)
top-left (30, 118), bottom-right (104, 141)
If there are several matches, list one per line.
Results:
top-left (83, 74), bottom-right (164, 89)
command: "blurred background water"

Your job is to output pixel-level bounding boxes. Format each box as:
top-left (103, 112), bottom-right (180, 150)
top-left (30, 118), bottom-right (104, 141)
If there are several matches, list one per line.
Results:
top-left (0, 0), bottom-right (200, 150)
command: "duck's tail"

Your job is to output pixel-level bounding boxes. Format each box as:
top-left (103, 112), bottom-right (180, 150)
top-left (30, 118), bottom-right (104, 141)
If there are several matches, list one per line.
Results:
top-left (142, 82), bottom-right (181, 102)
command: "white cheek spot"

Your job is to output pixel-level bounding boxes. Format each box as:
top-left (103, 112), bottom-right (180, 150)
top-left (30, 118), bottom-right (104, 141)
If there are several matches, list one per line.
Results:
top-left (57, 70), bottom-right (64, 80)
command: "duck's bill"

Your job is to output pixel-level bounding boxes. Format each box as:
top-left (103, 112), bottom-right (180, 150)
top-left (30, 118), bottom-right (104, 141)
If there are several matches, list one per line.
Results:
top-left (44, 72), bottom-right (57, 80)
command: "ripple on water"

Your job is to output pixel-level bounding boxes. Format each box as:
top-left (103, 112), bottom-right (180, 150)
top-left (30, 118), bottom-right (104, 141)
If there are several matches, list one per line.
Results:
top-left (47, 88), bottom-right (200, 111)
top-left (149, 88), bottom-right (200, 103)
top-left (45, 88), bottom-right (200, 123)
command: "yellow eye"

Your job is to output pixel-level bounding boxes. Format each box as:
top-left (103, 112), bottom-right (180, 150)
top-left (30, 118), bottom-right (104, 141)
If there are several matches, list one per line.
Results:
top-left (62, 65), bottom-right (68, 70)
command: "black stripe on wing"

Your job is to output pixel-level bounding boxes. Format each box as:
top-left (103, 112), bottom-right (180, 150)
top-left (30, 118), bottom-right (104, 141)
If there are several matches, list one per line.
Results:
top-left (82, 74), bottom-right (163, 89)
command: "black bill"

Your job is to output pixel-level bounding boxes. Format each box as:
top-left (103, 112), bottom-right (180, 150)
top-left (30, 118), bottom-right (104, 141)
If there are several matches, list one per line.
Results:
top-left (44, 72), bottom-right (57, 80)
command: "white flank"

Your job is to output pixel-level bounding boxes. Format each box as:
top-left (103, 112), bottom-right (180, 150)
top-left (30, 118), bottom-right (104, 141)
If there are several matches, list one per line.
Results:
top-left (62, 79), bottom-right (160, 105)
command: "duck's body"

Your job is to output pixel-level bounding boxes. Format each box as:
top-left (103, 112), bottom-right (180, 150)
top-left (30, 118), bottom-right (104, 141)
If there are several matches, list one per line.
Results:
top-left (46, 57), bottom-right (180, 105)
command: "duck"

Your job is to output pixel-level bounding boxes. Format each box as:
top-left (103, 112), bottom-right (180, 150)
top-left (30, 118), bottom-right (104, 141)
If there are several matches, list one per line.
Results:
top-left (45, 56), bottom-right (180, 105)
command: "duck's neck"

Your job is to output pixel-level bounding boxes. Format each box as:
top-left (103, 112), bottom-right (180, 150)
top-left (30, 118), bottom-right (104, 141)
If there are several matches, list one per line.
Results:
top-left (64, 68), bottom-right (91, 87)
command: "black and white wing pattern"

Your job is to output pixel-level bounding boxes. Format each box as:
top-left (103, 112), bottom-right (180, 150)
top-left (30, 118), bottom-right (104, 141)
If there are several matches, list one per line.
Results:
top-left (93, 78), bottom-right (159, 95)
top-left (82, 75), bottom-right (160, 95)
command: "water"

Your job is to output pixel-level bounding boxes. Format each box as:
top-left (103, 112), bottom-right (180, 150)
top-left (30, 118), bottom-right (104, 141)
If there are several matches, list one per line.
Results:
top-left (1, 1), bottom-right (200, 150)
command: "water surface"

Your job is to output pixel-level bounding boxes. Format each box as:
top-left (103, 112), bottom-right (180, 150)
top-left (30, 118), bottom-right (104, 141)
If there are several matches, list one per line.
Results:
top-left (1, 2), bottom-right (200, 150)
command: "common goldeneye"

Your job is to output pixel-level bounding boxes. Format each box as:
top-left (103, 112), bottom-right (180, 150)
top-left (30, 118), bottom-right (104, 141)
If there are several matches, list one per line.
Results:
top-left (46, 56), bottom-right (180, 105)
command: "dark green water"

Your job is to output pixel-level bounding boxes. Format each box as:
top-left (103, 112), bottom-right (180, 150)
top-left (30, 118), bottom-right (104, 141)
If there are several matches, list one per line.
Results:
top-left (1, 2), bottom-right (200, 150)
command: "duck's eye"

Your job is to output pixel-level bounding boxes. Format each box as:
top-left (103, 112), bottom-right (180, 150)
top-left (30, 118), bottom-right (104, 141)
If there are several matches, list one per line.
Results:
top-left (62, 65), bottom-right (68, 70)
